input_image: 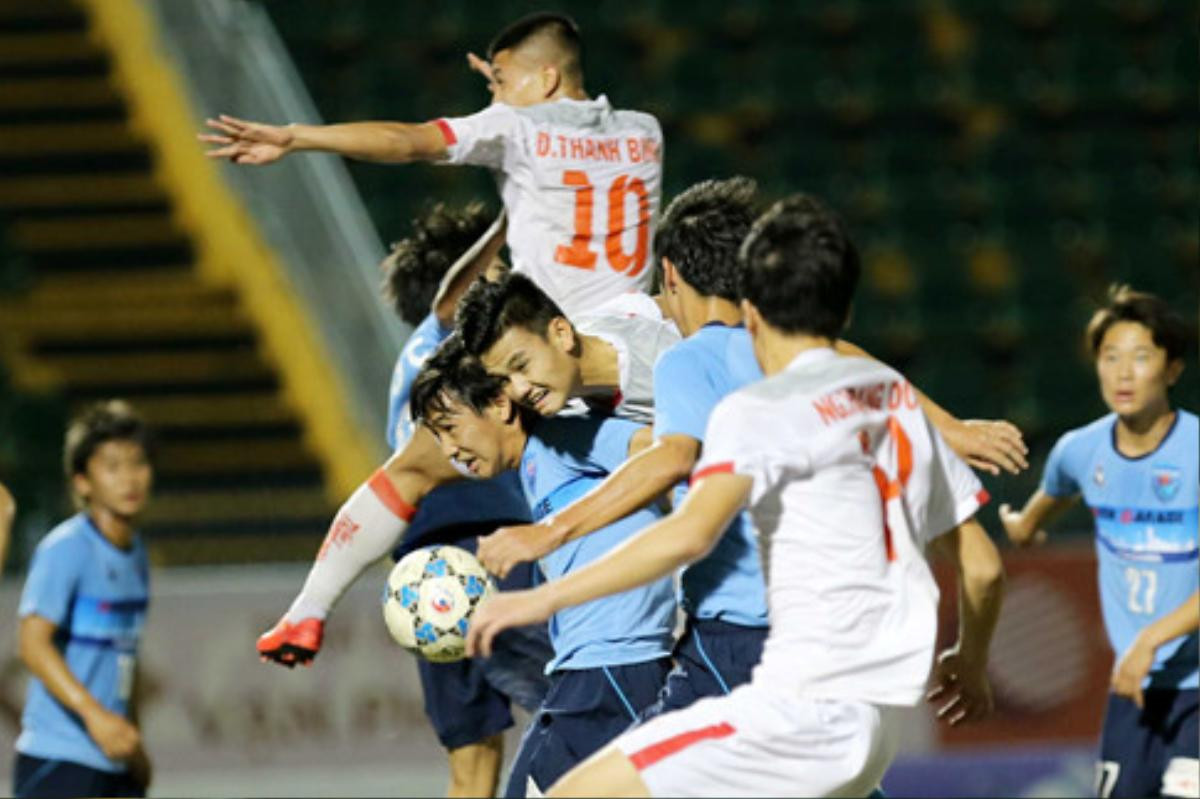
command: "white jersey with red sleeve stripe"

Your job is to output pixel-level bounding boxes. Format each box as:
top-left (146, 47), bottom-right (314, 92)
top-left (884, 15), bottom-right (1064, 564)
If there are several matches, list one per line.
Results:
top-left (694, 346), bottom-right (987, 706)
top-left (436, 96), bottom-right (663, 317)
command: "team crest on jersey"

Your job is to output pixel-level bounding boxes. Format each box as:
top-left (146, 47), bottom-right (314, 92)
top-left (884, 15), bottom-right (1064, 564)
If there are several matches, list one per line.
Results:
top-left (1093, 465), bottom-right (1106, 487)
top-left (1151, 465), bottom-right (1181, 502)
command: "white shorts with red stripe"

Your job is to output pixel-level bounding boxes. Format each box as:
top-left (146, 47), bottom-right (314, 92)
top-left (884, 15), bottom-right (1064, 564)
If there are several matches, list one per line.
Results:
top-left (612, 682), bottom-right (902, 797)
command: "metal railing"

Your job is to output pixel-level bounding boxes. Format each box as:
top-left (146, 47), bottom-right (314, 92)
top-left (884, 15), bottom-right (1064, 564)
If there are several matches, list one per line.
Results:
top-left (146, 0), bottom-right (404, 456)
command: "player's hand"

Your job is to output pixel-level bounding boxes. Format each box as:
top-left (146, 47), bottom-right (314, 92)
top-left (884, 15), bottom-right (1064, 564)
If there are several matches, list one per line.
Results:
top-left (944, 419), bottom-right (1028, 476)
top-left (466, 589), bottom-right (554, 658)
top-left (926, 647), bottom-right (993, 726)
top-left (128, 744), bottom-right (153, 790)
top-left (83, 705), bottom-right (141, 760)
top-left (1111, 636), bottom-right (1155, 709)
top-left (198, 114), bottom-right (293, 165)
top-left (997, 503), bottom-right (1047, 547)
top-left (466, 52), bottom-right (499, 98)
top-left (477, 521), bottom-right (563, 579)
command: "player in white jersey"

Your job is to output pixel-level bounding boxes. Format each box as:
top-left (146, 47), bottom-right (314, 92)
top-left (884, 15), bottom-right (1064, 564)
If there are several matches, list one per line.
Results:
top-left (465, 194), bottom-right (1006, 798)
top-left (199, 12), bottom-right (662, 317)
top-left (456, 272), bottom-right (678, 425)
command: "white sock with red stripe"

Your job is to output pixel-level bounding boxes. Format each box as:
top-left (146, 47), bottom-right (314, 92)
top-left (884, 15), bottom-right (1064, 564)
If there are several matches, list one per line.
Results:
top-left (284, 468), bottom-right (416, 623)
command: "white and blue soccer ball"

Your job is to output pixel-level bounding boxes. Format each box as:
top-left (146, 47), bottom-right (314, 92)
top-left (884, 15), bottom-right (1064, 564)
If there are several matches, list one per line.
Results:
top-left (382, 545), bottom-right (495, 663)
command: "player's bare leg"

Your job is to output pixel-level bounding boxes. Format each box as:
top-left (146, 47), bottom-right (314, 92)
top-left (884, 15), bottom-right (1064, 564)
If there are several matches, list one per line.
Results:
top-left (445, 734), bottom-right (503, 798)
top-left (258, 426), bottom-right (464, 666)
top-left (548, 745), bottom-right (650, 799)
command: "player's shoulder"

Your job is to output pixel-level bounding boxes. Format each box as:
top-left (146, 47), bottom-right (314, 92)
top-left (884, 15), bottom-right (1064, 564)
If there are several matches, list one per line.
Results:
top-left (33, 513), bottom-right (94, 558)
top-left (1054, 413), bottom-right (1117, 458)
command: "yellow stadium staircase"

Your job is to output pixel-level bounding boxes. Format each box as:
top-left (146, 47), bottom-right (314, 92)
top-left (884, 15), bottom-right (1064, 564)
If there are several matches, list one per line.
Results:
top-left (0, 0), bottom-right (356, 564)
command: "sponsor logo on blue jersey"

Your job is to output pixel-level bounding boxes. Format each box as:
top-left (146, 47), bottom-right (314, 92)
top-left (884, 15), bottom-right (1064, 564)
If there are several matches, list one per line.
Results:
top-left (1152, 464), bottom-right (1182, 502)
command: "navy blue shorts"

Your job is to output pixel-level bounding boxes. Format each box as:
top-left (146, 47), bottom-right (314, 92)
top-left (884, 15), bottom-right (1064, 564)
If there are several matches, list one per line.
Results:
top-left (639, 616), bottom-right (767, 723)
top-left (13, 753), bottom-right (143, 799)
top-left (398, 525), bottom-right (553, 751)
top-left (504, 658), bottom-right (671, 797)
top-left (1098, 688), bottom-right (1198, 798)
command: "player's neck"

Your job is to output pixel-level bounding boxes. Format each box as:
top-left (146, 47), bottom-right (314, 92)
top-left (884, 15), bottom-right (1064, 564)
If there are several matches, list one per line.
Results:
top-left (756, 330), bottom-right (834, 377)
top-left (575, 334), bottom-right (620, 393)
top-left (86, 505), bottom-right (136, 550)
top-left (1114, 402), bottom-right (1176, 458)
top-left (678, 296), bottom-right (741, 337)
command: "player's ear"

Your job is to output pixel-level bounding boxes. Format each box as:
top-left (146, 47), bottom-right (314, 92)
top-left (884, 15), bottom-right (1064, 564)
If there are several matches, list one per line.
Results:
top-left (540, 64), bottom-right (561, 98)
top-left (547, 316), bottom-right (576, 354)
top-left (741, 299), bottom-right (763, 337)
top-left (1166, 356), bottom-right (1185, 387)
top-left (71, 472), bottom-right (91, 504)
top-left (661, 257), bottom-right (679, 294)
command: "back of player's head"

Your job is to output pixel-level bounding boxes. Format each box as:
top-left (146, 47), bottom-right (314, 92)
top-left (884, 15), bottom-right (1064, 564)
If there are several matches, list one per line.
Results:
top-left (738, 194), bottom-right (860, 338)
top-left (381, 202), bottom-right (493, 326)
top-left (456, 272), bottom-right (567, 357)
top-left (63, 399), bottom-right (154, 479)
top-left (1086, 285), bottom-right (1190, 363)
top-left (488, 12), bottom-right (584, 85)
top-left (409, 335), bottom-right (507, 425)
top-left (654, 176), bottom-right (758, 302)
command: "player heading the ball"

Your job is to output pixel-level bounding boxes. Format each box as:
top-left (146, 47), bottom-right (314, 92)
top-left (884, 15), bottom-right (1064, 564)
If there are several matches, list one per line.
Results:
top-left (200, 12), bottom-right (664, 317)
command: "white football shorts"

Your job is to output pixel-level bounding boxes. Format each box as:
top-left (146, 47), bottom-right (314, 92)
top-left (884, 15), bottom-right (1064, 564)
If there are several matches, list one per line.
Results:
top-left (613, 682), bottom-right (901, 797)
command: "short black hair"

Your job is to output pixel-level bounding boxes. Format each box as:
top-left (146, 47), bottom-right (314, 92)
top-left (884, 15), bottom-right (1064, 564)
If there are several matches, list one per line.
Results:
top-left (63, 399), bottom-right (154, 479)
top-left (409, 335), bottom-right (507, 426)
top-left (487, 12), bottom-right (583, 84)
top-left (456, 272), bottom-right (567, 357)
top-left (1086, 285), bottom-right (1191, 363)
top-left (654, 177), bottom-right (758, 302)
top-left (381, 202), bottom-right (494, 326)
top-left (738, 194), bottom-right (860, 337)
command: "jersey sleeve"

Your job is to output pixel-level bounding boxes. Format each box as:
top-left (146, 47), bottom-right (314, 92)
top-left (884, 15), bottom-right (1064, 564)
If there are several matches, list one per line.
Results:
top-left (435, 104), bottom-right (522, 169)
top-left (652, 344), bottom-right (715, 443)
top-left (387, 315), bottom-right (453, 450)
top-left (585, 416), bottom-right (642, 473)
top-left (694, 393), bottom-right (811, 490)
top-left (918, 415), bottom-right (989, 542)
top-left (17, 534), bottom-right (85, 626)
top-left (1041, 430), bottom-right (1082, 498)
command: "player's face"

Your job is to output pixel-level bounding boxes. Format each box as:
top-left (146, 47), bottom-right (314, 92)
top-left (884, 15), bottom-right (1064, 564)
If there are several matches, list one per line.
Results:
top-left (424, 397), bottom-right (511, 478)
top-left (480, 322), bottom-right (578, 416)
top-left (74, 440), bottom-right (153, 519)
top-left (489, 49), bottom-right (550, 107)
top-left (1096, 321), bottom-right (1180, 419)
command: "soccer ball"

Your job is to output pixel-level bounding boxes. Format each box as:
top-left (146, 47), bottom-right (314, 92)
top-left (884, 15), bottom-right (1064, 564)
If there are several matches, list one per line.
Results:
top-left (382, 545), bottom-right (495, 663)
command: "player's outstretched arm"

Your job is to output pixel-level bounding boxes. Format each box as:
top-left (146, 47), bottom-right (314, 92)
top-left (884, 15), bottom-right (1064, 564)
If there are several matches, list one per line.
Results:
top-left (478, 432), bottom-right (699, 578)
top-left (1112, 589), bottom-right (1200, 709)
top-left (926, 518), bottom-right (1005, 726)
top-left (833, 339), bottom-right (1029, 475)
top-left (998, 489), bottom-right (1076, 547)
top-left (432, 211), bottom-right (507, 326)
top-left (18, 615), bottom-right (142, 760)
top-left (468, 471), bottom-right (750, 657)
top-left (200, 114), bottom-right (448, 165)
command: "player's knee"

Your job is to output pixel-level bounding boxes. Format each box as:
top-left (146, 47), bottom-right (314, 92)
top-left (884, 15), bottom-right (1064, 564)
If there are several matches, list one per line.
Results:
top-left (447, 735), bottom-right (503, 797)
top-left (547, 748), bottom-right (649, 798)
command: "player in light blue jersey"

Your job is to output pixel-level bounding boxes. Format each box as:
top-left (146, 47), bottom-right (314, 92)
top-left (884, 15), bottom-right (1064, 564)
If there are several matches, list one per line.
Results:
top-left (1001, 286), bottom-right (1198, 799)
top-left (409, 340), bottom-right (674, 797)
top-left (14, 401), bottom-right (153, 799)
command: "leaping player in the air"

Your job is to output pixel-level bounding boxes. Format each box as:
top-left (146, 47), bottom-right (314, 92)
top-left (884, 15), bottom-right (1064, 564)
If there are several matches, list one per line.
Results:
top-left (465, 195), bottom-right (1007, 798)
top-left (200, 11), bottom-right (662, 318)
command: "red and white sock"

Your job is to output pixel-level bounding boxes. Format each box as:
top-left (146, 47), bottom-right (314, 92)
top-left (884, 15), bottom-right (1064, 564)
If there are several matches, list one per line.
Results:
top-left (284, 468), bottom-right (416, 622)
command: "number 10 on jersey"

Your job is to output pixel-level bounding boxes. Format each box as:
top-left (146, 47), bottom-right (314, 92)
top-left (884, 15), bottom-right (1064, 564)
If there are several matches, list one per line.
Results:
top-left (555, 170), bottom-right (651, 277)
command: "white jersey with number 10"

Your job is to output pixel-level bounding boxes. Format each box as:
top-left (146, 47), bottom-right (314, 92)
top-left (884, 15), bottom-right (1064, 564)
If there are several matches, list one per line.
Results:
top-left (437, 95), bottom-right (663, 317)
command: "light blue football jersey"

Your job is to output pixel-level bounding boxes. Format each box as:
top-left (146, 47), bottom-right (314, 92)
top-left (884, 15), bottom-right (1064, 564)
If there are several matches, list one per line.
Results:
top-left (386, 313), bottom-right (529, 553)
top-left (520, 414), bottom-right (676, 673)
top-left (1043, 410), bottom-right (1199, 689)
top-left (17, 513), bottom-right (149, 771)
top-left (653, 323), bottom-right (768, 627)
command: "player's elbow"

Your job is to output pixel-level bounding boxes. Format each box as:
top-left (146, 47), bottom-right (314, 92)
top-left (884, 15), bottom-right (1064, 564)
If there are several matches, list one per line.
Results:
top-left (657, 436), bottom-right (700, 485)
top-left (963, 538), bottom-right (1006, 599)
